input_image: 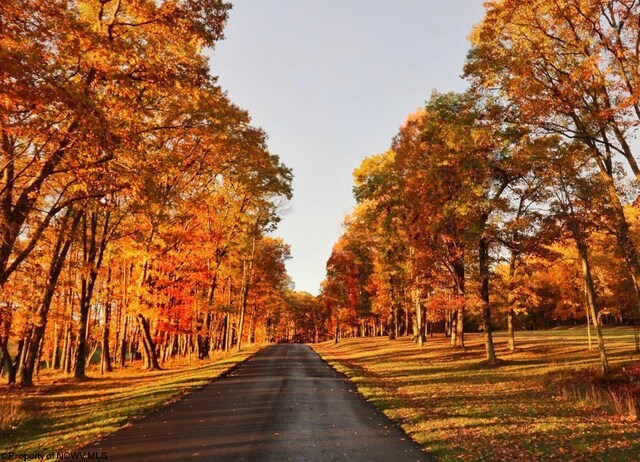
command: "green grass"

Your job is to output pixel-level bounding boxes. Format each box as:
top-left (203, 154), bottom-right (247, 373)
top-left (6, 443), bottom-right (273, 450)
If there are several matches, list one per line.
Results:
top-left (0, 347), bottom-right (260, 454)
top-left (313, 327), bottom-right (640, 462)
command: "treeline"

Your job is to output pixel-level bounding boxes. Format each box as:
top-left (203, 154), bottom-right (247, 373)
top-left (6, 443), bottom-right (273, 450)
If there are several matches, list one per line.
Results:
top-left (321, 0), bottom-right (640, 375)
top-left (0, 0), bottom-right (298, 386)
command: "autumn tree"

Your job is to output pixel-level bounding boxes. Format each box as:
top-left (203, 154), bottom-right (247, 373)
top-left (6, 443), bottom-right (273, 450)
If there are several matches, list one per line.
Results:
top-left (353, 151), bottom-right (410, 339)
top-left (544, 143), bottom-right (615, 374)
top-left (283, 292), bottom-right (327, 343)
top-left (466, 0), bottom-right (640, 326)
top-left (1, 0), bottom-right (296, 386)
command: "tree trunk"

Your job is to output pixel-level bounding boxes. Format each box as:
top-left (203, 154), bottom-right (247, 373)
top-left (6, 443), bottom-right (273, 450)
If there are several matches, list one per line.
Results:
top-left (138, 313), bottom-right (161, 370)
top-left (237, 236), bottom-right (256, 352)
top-left (74, 210), bottom-right (109, 379)
top-left (555, 174), bottom-right (611, 374)
top-left (208, 313), bottom-right (218, 355)
top-left (128, 329), bottom-right (136, 365)
top-left (74, 294), bottom-right (90, 378)
top-left (34, 333), bottom-right (46, 378)
top-left (506, 252), bottom-right (517, 352)
top-left (448, 310), bottom-right (455, 345)
top-left (236, 274), bottom-right (246, 353)
top-left (224, 314), bottom-right (231, 352)
top-left (100, 303), bottom-right (112, 374)
top-left (388, 309), bottom-right (396, 340)
top-left (569, 220), bottom-right (610, 375)
top-left (455, 307), bottom-right (465, 349)
top-left (248, 311), bottom-right (256, 345)
top-left (62, 322), bottom-right (72, 374)
top-left (507, 308), bottom-right (515, 351)
top-left (52, 323), bottom-right (60, 370)
top-left (453, 259), bottom-right (465, 349)
top-left (405, 299), bottom-right (410, 337)
top-left (394, 306), bottom-right (399, 340)
top-left (20, 209), bottom-right (81, 386)
top-left (101, 266), bottom-right (113, 374)
top-left (413, 288), bottom-right (425, 346)
top-left (224, 275), bottom-right (233, 351)
top-left (1, 336), bottom-right (23, 385)
top-left (119, 315), bottom-right (128, 368)
top-left (596, 161), bottom-right (640, 323)
top-left (584, 287), bottom-right (593, 351)
top-left (479, 236), bottom-right (497, 364)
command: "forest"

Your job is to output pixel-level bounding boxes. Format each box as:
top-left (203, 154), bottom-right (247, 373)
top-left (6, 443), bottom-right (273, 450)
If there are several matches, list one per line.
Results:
top-left (4, 0), bottom-right (640, 386)
top-left (4, 0), bottom-right (640, 459)
top-left (320, 0), bottom-right (640, 378)
top-left (0, 0), bottom-right (326, 388)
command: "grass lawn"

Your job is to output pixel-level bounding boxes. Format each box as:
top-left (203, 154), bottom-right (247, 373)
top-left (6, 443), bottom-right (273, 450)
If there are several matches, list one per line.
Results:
top-left (313, 328), bottom-right (640, 462)
top-left (0, 346), bottom-right (260, 455)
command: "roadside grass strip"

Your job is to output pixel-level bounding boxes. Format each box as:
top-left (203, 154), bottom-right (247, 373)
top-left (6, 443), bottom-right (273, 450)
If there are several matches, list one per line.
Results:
top-left (313, 328), bottom-right (640, 462)
top-left (0, 346), bottom-right (260, 455)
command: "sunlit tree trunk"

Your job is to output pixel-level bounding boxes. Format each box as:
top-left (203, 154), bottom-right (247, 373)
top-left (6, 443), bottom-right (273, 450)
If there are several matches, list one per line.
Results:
top-left (404, 294), bottom-right (411, 337)
top-left (75, 210), bottom-right (107, 378)
top-left (21, 209), bottom-right (81, 386)
top-left (52, 323), bottom-right (61, 370)
top-left (577, 138), bottom-right (640, 329)
top-left (61, 321), bottom-right (72, 374)
top-left (137, 313), bottom-right (161, 370)
top-left (448, 309), bottom-right (455, 345)
top-left (566, 218), bottom-right (610, 375)
top-left (454, 260), bottom-right (465, 349)
top-left (119, 316), bottom-right (128, 368)
top-left (100, 268), bottom-right (113, 375)
top-left (0, 334), bottom-right (22, 385)
top-left (237, 234), bottom-right (257, 352)
top-left (584, 286), bottom-right (593, 351)
top-left (479, 236), bottom-right (497, 364)
top-left (506, 252), bottom-right (518, 352)
top-left (224, 276), bottom-right (233, 351)
top-left (413, 288), bottom-right (425, 346)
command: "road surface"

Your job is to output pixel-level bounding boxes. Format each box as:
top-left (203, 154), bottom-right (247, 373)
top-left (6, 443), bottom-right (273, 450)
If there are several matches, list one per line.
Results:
top-left (89, 344), bottom-right (433, 461)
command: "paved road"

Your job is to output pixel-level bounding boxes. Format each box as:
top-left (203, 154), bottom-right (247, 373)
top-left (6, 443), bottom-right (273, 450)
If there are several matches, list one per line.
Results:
top-left (89, 344), bottom-right (433, 461)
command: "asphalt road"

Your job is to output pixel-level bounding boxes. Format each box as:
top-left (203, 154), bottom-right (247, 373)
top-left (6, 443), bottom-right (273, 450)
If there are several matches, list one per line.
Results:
top-left (89, 344), bottom-right (433, 461)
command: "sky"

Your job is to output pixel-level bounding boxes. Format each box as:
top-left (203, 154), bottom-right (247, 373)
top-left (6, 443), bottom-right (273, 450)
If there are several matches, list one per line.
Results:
top-left (210, 0), bottom-right (486, 295)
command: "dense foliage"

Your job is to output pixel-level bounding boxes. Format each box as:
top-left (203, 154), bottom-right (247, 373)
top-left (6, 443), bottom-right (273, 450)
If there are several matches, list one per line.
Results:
top-left (322, 0), bottom-right (640, 376)
top-left (0, 0), bottom-right (310, 386)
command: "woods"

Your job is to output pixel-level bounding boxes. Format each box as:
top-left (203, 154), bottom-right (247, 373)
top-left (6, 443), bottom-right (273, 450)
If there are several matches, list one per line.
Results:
top-left (0, 0), bottom-right (307, 387)
top-left (321, 1), bottom-right (640, 377)
top-left (3, 1), bottom-right (640, 459)
top-left (2, 0), bottom-right (639, 385)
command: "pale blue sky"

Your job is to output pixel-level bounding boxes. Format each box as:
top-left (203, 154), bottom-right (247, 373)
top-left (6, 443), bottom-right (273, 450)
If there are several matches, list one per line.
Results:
top-left (211, 1), bottom-right (486, 294)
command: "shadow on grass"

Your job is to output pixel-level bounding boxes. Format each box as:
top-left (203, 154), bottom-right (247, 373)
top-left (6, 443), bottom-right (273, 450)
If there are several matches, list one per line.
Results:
top-left (315, 331), bottom-right (640, 462)
top-left (0, 348), bottom-right (259, 454)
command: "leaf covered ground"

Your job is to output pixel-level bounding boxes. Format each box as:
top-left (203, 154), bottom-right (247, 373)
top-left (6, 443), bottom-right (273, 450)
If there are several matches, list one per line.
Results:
top-left (313, 328), bottom-right (640, 462)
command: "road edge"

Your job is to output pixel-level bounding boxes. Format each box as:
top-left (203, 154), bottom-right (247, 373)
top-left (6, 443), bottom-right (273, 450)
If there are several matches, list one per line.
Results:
top-left (307, 343), bottom-right (437, 462)
top-left (80, 347), bottom-right (262, 451)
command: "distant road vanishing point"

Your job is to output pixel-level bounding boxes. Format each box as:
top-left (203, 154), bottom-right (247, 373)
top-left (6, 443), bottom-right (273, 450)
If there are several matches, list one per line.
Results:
top-left (89, 344), bottom-right (433, 461)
